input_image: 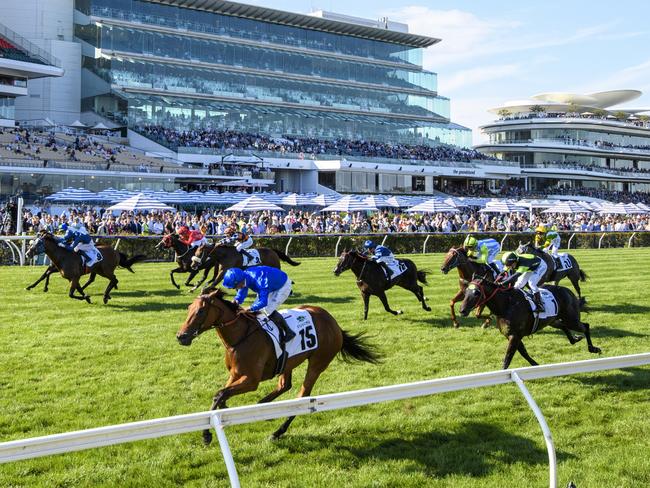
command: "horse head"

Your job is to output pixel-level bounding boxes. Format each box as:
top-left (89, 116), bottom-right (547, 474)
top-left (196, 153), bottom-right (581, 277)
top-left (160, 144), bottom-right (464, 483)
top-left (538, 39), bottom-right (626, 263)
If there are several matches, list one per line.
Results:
top-left (333, 249), bottom-right (354, 276)
top-left (25, 234), bottom-right (45, 259)
top-left (176, 289), bottom-right (234, 346)
top-left (441, 246), bottom-right (465, 274)
top-left (516, 241), bottom-right (530, 254)
top-left (157, 233), bottom-right (173, 249)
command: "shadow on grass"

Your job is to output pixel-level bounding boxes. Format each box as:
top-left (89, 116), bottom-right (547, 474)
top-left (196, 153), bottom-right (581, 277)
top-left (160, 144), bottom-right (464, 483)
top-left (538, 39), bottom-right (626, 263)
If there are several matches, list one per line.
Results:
top-left (113, 289), bottom-right (186, 298)
top-left (286, 294), bottom-right (355, 305)
top-left (110, 301), bottom-right (189, 312)
top-left (280, 421), bottom-right (570, 478)
top-left (573, 367), bottom-right (650, 392)
top-left (590, 326), bottom-right (647, 338)
top-left (587, 303), bottom-right (650, 314)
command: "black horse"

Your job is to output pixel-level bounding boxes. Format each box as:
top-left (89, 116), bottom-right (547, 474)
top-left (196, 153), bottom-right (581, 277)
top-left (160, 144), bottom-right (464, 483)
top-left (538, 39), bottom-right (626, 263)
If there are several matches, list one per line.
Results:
top-left (516, 242), bottom-right (587, 298)
top-left (333, 250), bottom-right (430, 319)
top-left (459, 274), bottom-right (601, 369)
top-left (157, 233), bottom-right (216, 289)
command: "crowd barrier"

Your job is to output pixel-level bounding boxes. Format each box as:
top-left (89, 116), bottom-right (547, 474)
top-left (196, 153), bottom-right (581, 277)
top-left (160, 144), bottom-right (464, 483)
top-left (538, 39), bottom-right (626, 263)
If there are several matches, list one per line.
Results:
top-left (0, 353), bottom-right (648, 488)
top-left (2, 230), bottom-right (650, 265)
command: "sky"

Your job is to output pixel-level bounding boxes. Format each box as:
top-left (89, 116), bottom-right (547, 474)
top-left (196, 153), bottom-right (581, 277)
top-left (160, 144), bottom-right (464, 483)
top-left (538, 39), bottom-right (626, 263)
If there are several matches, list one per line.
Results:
top-left (246, 0), bottom-right (650, 144)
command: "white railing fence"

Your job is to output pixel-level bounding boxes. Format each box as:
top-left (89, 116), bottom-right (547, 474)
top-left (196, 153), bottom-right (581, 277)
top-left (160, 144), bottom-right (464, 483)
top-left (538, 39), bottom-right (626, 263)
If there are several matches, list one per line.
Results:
top-left (1, 353), bottom-right (648, 488)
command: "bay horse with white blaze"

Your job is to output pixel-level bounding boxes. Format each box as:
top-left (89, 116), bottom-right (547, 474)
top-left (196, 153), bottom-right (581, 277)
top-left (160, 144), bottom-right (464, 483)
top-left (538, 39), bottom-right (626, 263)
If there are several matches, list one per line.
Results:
top-left (25, 230), bottom-right (146, 303)
top-left (459, 274), bottom-right (601, 369)
top-left (177, 289), bottom-right (381, 442)
top-left (191, 242), bottom-right (300, 290)
top-left (333, 250), bottom-right (430, 319)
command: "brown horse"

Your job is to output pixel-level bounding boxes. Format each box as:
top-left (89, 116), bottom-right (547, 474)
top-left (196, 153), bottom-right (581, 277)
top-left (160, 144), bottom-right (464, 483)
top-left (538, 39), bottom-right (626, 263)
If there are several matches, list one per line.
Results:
top-left (156, 233), bottom-right (215, 289)
top-left (440, 246), bottom-right (495, 328)
top-left (176, 289), bottom-right (381, 442)
top-left (191, 242), bottom-right (300, 290)
top-left (333, 250), bottom-right (430, 319)
top-left (25, 230), bottom-right (146, 303)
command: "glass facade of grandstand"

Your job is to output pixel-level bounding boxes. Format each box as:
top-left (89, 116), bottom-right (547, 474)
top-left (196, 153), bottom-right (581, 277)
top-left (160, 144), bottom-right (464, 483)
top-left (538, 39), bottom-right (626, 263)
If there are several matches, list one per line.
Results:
top-left (74, 0), bottom-right (470, 148)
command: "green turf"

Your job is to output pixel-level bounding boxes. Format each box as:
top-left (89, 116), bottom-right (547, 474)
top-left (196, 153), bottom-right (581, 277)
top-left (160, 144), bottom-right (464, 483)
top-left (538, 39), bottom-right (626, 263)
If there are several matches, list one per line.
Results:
top-left (0, 249), bottom-right (649, 487)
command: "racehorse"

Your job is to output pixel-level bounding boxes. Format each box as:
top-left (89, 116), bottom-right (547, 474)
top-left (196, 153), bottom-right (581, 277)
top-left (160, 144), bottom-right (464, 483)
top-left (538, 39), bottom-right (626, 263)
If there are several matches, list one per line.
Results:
top-left (25, 262), bottom-right (57, 292)
top-left (459, 274), bottom-right (601, 369)
top-left (25, 230), bottom-right (146, 303)
top-left (333, 250), bottom-right (430, 319)
top-left (191, 242), bottom-right (301, 290)
top-left (156, 233), bottom-right (215, 289)
top-left (440, 246), bottom-right (495, 328)
top-left (516, 242), bottom-right (586, 298)
top-left (176, 288), bottom-right (381, 442)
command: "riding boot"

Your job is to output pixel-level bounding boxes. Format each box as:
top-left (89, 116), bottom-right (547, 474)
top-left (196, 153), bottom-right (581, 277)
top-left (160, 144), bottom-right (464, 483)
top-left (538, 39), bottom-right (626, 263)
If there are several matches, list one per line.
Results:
top-left (380, 262), bottom-right (393, 283)
top-left (240, 249), bottom-right (254, 265)
top-left (533, 292), bottom-right (545, 313)
top-left (488, 262), bottom-right (500, 277)
top-left (269, 310), bottom-right (296, 343)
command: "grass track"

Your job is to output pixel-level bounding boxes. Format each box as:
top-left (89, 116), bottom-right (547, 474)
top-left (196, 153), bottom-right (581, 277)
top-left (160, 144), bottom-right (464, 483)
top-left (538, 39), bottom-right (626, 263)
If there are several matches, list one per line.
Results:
top-left (0, 249), bottom-right (649, 487)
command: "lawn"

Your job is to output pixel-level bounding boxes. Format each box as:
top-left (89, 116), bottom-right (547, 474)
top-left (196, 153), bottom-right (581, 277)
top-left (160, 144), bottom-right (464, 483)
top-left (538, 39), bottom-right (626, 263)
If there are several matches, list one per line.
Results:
top-left (0, 249), bottom-right (649, 487)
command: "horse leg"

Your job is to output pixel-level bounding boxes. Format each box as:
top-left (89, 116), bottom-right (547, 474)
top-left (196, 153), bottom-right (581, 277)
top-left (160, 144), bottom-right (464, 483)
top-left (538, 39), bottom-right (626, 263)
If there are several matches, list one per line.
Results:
top-left (191, 267), bottom-right (211, 292)
top-left (26, 267), bottom-right (53, 291)
top-left (579, 322), bottom-right (601, 354)
top-left (184, 268), bottom-right (199, 287)
top-left (43, 268), bottom-right (52, 292)
top-left (556, 321), bottom-right (584, 345)
top-left (103, 274), bottom-right (119, 304)
top-left (516, 341), bottom-right (538, 366)
top-left (450, 288), bottom-right (465, 328)
top-left (362, 292), bottom-right (370, 320)
top-left (569, 274), bottom-right (581, 298)
top-left (206, 267), bottom-right (226, 289)
top-left (270, 361), bottom-right (325, 440)
top-left (202, 375), bottom-right (260, 446)
top-left (407, 284), bottom-right (431, 312)
top-left (81, 272), bottom-right (96, 291)
top-left (68, 278), bottom-right (90, 303)
top-left (170, 267), bottom-right (181, 289)
top-left (377, 290), bottom-right (401, 315)
top-left (476, 304), bottom-right (492, 329)
top-left (258, 370), bottom-right (293, 404)
top-left (502, 335), bottom-right (521, 369)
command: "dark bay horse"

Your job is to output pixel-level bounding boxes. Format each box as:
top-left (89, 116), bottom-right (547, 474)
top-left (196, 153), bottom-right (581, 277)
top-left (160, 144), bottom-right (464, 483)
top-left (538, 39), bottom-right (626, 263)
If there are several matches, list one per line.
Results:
top-left (333, 250), bottom-right (430, 319)
top-left (25, 231), bottom-right (145, 303)
top-left (176, 289), bottom-right (381, 442)
top-left (459, 275), bottom-right (601, 369)
top-left (440, 246), bottom-right (495, 328)
top-left (191, 242), bottom-right (300, 290)
top-left (157, 233), bottom-right (215, 289)
top-left (516, 242), bottom-right (587, 298)
top-left (25, 262), bottom-right (58, 292)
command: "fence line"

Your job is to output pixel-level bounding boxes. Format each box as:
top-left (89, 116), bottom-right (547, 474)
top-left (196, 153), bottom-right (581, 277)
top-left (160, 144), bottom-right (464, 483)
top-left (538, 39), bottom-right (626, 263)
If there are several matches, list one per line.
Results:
top-left (1, 353), bottom-right (648, 488)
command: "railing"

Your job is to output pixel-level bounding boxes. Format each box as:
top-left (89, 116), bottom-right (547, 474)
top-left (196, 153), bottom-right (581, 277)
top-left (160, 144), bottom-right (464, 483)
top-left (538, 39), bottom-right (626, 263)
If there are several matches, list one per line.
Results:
top-left (0, 22), bottom-right (61, 67)
top-left (520, 162), bottom-right (650, 179)
top-left (1, 353), bottom-right (648, 488)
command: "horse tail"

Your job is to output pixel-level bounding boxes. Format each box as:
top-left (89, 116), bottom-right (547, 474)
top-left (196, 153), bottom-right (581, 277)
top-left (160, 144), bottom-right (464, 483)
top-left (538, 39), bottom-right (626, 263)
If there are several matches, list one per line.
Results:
top-left (579, 269), bottom-right (588, 282)
top-left (272, 249), bottom-right (301, 266)
top-left (339, 330), bottom-right (383, 364)
top-left (118, 252), bottom-right (147, 273)
top-left (417, 270), bottom-right (428, 285)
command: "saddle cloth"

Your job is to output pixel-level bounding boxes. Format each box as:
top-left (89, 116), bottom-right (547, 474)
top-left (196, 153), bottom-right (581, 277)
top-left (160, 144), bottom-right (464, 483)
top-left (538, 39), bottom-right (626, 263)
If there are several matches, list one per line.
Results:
top-left (384, 259), bottom-right (408, 280)
top-left (257, 309), bottom-right (319, 360)
top-left (519, 288), bottom-right (559, 320)
top-left (553, 253), bottom-right (572, 272)
top-left (242, 249), bottom-right (262, 267)
top-left (79, 247), bottom-right (102, 268)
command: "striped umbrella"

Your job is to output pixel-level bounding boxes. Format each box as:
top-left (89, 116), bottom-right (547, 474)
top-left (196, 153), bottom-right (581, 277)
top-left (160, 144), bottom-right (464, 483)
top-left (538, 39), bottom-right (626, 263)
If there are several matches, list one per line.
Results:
top-left (45, 187), bottom-right (106, 202)
top-left (106, 193), bottom-right (175, 211)
top-left (636, 202), bottom-right (650, 212)
top-left (320, 195), bottom-right (378, 212)
top-left (362, 195), bottom-right (392, 208)
top-left (281, 193), bottom-right (322, 206)
top-left (311, 194), bottom-right (340, 206)
top-left (405, 198), bottom-right (459, 213)
top-left (479, 200), bottom-right (528, 213)
top-left (225, 195), bottom-right (284, 212)
top-left (615, 203), bottom-right (648, 214)
top-left (383, 196), bottom-right (414, 208)
top-left (542, 201), bottom-right (592, 214)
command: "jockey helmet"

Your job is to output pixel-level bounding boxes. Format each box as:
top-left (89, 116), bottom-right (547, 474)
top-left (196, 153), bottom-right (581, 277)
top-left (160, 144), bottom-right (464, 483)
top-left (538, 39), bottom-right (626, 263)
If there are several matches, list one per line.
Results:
top-left (223, 268), bottom-right (245, 289)
top-left (463, 236), bottom-right (478, 249)
top-left (535, 225), bottom-right (547, 234)
top-left (363, 240), bottom-right (376, 249)
top-left (501, 251), bottom-right (518, 267)
top-left (59, 223), bottom-right (68, 232)
top-left (178, 225), bottom-right (189, 235)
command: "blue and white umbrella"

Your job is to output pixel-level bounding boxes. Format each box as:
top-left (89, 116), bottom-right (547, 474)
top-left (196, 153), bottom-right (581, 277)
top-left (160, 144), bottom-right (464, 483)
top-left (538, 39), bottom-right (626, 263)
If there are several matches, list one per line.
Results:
top-left (320, 195), bottom-right (378, 212)
top-left (542, 201), bottom-right (592, 214)
top-left (45, 187), bottom-right (108, 202)
top-left (405, 198), bottom-right (459, 213)
top-left (311, 194), bottom-right (340, 206)
top-left (281, 193), bottom-right (322, 206)
top-left (479, 200), bottom-right (528, 213)
top-left (383, 196), bottom-right (414, 208)
top-left (106, 193), bottom-right (175, 211)
top-left (362, 195), bottom-right (392, 208)
top-left (225, 195), bottom-right (284, 212)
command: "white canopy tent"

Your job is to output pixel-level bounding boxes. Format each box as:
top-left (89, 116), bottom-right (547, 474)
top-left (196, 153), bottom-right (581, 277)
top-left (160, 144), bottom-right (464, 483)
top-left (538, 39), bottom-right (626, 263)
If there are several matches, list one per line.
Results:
top-left (406, 198), bottom-right (459, 213)
top-left (541, 201), bottom-right (592, 214)
top-left (224, 195), bottom-right (284, 212)
top-left (321, 195), bottom-right (378, 212)
top-left (107, 193), bottom-right (175, 212)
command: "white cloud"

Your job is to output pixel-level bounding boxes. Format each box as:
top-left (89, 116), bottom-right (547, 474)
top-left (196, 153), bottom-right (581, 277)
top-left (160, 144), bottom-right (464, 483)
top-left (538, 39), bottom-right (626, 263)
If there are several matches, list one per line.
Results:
top-left (441, 63), bottom-right (521, 92)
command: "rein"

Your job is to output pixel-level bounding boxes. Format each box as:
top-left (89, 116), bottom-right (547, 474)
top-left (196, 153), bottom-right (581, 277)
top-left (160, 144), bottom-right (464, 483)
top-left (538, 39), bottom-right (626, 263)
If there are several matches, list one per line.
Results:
top-left (473, 281), bottom-right (505, 310)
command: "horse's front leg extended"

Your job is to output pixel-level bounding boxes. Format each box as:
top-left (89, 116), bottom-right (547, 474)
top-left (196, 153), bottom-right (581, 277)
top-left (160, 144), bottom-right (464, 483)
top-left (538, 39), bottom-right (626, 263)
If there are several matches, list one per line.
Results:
top-left (81, 272), bottom-right (96, 291)
top-left (170, 267), bottom-right (182, 289)
top-left (26, 266), bottom-right (55, 291)
top-left (475, 304), bottom-right (492, 329)
top-left (202, 375), bottom-right (259, 446)
top-left (377, 290), bottom-right (401, 315)
top-left (184, 268), bottom-right (199, 287)
top-left (362, 291), bottom-right (370, 320)
top-left (450, 287), bottom-right (465, 328)
top-left (191, 267), bottom-right (211, 292)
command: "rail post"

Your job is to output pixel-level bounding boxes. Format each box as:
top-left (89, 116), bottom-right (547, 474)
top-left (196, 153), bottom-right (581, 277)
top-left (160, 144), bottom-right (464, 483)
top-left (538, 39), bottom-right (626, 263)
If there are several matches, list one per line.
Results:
top-left (19, 233), bottom-right (26, 266)
top-left (285, 236), bottom-right (293, 256)
top-left (211, 413), bottom-right (241, 488)
top-left (114, 238), bottom-right (121, 250)
top-left (0, 239), bottom-right (18, 264)
top-left (422, 235), bottom-right (431, 254)
top-left (567, 233), bottom-right (576, 250)
top-left (511, 372), bottom-right (557, 488)
top-left (334, 236), bottom-right (343, 257)
top-left (500, 234), bottom-right (508, 250)
top-left (598, 233), bottom-right (606, 249)
top-left (380, 235), bottom-right (388, 246)
top-left (628, 232), bottom-right (637, 248)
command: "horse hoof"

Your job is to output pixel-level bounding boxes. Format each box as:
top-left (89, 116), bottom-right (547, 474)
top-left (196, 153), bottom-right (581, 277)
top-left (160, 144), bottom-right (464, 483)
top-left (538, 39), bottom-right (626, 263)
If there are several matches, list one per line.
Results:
top-left (268, 434), bottom-right (279, 442)
top-left (424, 306), bottom-right (432, 312)
top-left (103, 297), bottom-right (109, 305)
top-left (85, 297), bottom-right (92, 304)
top-left (396, 310), bottom-right (403, 315)
top-left (25, 287), bottom-right (32, 291)
top-left (453, 322), bottom-right (460, 329)
top-left (202, 431), bottom-right (213, 446)
top-left (589, 346), bottom-right (602, 354)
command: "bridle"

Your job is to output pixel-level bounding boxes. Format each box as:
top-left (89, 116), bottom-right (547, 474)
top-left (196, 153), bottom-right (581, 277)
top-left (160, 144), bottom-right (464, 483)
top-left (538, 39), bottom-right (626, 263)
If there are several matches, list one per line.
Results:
top-left (469, 279), bottom-right (504, 310)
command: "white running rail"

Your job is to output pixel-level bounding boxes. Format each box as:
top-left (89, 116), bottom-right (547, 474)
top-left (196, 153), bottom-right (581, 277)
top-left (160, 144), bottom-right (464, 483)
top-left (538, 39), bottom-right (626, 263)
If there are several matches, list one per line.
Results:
top-left (0, 353), bottom-right (648, 488)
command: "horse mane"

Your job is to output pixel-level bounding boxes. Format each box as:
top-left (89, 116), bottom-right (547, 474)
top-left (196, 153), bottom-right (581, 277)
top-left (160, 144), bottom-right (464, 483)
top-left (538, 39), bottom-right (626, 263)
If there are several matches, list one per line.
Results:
top-left (205, 288), bottom-right (239, 313)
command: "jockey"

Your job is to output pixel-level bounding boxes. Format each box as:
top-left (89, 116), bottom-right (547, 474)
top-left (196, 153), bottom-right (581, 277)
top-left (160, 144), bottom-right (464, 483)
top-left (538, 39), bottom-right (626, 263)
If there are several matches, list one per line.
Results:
top-left (463, 235), bottom-right (503, 274)
top-left (501, 251), bottom-right (548, 312)
top-left (223, 266), bottom-right (295, 343)
top-left (223, 224), bottom-right (254, 262)
top-left (535, 225), bottom-right (561, 258)
top-left (178, 225), bottom-right (207, 248)
top-left (363, 240), bottom-right (396, 280)
top-left (58, 222), bottom-right (99, 267)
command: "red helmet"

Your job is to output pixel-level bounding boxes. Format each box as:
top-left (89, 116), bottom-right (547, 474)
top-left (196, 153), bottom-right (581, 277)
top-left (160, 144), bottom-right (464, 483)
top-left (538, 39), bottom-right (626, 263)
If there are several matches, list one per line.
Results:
top-left (178, 225), bottom-right (190, 235)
